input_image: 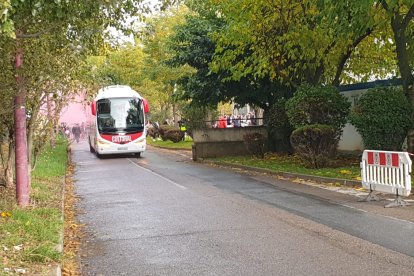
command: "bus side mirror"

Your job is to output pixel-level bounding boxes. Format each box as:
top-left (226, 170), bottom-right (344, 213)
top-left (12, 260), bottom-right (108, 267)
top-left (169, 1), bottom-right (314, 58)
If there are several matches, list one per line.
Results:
top-left (91, 101), bottom-right (96, 116)
top-left (143, 98), bottom-right (150, 114)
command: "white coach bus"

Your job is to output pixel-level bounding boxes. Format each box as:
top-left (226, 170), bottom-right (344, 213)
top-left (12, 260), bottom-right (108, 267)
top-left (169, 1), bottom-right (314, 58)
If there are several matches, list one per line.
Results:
top-left (87, 85), bottom-right (149, 157)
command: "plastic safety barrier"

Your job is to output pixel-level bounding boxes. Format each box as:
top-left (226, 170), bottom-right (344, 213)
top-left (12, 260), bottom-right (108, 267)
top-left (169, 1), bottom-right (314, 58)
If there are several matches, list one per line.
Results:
top-left (360, 150), bottom-right (412, 207)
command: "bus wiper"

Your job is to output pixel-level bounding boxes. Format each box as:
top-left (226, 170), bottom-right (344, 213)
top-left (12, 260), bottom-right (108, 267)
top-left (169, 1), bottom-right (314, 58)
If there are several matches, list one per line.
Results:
top-left (99, 127), bottom-right (118, 134)
top-left (123, 127), bottom-right (144, 133)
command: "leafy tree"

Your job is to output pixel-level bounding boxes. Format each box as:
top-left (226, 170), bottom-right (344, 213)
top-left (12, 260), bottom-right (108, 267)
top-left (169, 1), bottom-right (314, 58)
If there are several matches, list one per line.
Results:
top-left (324, 0), bottom-right (414, 151)
top-left (168, 10), bottom-right (291, 118)
top-left (380, 1), bottom-right (414, 151)
top-left (139, 6), bottom-right (195, 124)
top-left (208, 0), bottom-right (381, 87)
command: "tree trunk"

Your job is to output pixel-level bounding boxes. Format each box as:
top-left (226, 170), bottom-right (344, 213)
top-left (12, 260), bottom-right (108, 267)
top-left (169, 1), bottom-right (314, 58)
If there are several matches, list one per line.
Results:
top-left (27, 105), bottom-right (39, 172)
top-left (391, 16), bottom-right (414, 153)
top-left (172, 103), bottom-right (178, 126)
top-left (406, 85), bottom-right (414, 153)
top-left (47, 93), bottom-right (55, 148)
top-left (14, 38), bottom-right (30, 207)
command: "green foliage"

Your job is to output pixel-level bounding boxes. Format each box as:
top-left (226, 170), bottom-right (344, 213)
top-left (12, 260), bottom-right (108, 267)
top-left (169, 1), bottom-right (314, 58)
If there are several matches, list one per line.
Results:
top-left (168, 12), bottom-right (286, 110)
top-left (267, 98), bottom-right (293, 153)
top-left (165, 129), bottom-right (185, 143)
top-left (243, 132), bottom-right (266, 158)
top-left (209, 0), bottom-right (386, 87)
top-left (286, 84), bottom-right (350, 130)
top-left (0, 138), bottom-right (67, 272)
top-left (290, 124), bottom-right (339, 168)
top-left (158, 125), bottom-right (178, 141)
top-left (180, 104), bottom-right (218, 137)
top-left (286, 84), bottom-right (350, 167)
top-left (139, 6), bottom-right (195, 118)
top-left (349, 86), bottom-right (412, 150)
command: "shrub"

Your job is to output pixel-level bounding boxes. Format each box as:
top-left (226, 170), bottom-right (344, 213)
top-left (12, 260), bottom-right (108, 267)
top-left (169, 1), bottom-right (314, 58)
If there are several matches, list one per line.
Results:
top-left (158, 125), bottom-right (177, 141)
top-left (147, 126), bottom-right (159, 139)
top-left (243, 132), bottom-right (266, 158)
top-left (286, 84), bottom-right (350, 129)
top-left (267, 98), bottom-right (293, 153)
top-left (290, 124), bottom-right (339, 168)
top-left (165, 129), bottom-right (185, 143)
top-left (349, 86), bottom-right (412, 151)
top-left (286, 84), bottom-right (350, 167)
top-left (180, 105), bottom-right (219, 138)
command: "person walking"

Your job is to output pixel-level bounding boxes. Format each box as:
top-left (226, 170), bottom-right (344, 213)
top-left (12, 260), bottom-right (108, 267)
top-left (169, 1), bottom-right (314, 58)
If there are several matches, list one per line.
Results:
top-left (72, 124), bottom-right (81, 143)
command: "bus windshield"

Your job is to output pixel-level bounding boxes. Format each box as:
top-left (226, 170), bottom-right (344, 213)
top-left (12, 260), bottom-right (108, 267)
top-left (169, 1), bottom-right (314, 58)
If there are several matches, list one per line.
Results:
top-left (97, 98), bottom-right (144, 134)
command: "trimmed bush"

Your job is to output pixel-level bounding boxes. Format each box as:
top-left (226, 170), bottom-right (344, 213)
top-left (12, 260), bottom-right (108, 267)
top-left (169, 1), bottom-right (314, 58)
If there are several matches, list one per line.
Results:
top-left (164, 129), bottom-right (185, 143)
top-left (349, 86), bottom-right (412, 151)
top-left (286, 84), bottom-right (350, 129)
top-left (158, 125), bottom-right (177, 141)
top-left (290, 124), bottom-right (339, 168)
top-left (286, 84), bottom-right (350, 168)
top-left (243, 132), bottom-right (266, 158)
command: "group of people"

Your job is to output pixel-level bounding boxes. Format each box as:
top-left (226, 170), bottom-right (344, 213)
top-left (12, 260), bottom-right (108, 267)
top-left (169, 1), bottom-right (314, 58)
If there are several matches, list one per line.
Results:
top-left (61, 122), bottom-right (86, 143)
top-left (215, 112), bottom-right (257, 128)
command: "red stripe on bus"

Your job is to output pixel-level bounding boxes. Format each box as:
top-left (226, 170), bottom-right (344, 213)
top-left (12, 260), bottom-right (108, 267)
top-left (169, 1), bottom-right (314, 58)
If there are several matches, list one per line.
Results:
top-left (100, 132), bottom-right (143, 144)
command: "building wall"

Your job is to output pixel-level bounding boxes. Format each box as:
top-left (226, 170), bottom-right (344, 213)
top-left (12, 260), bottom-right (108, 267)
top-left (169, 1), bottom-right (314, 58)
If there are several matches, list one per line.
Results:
top-left (338, 88), bottom-right (366, 152)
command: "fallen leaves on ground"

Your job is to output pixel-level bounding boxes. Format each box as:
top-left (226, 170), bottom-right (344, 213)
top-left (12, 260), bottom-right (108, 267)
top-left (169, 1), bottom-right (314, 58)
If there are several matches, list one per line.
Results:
top-left (62, 163), bottom-right (84, 276)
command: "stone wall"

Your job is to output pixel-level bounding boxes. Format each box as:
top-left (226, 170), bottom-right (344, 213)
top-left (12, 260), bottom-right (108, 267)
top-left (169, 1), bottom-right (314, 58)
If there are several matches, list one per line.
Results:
top-left (192, 126), bottom-right (267, 160)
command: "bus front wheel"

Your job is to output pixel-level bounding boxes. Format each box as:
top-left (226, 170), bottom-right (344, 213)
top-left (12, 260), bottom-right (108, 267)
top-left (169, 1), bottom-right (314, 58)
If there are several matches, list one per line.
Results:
top-left (89, 142), bottom-right (95, 153)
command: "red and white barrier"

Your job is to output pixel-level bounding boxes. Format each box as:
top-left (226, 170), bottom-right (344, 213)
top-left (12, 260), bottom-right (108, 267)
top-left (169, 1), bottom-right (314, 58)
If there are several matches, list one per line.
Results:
top-left (360, 150), bottom-right (412, 207)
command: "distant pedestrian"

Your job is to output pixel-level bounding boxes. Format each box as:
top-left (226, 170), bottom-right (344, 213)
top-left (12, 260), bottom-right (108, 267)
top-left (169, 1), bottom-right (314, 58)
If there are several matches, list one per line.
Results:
top-left (218, 115), bottom-right (227, 128)
top-left (72, 124), bottom-right (81, 143)
top-left (64, 128), bottom-right (70, 140)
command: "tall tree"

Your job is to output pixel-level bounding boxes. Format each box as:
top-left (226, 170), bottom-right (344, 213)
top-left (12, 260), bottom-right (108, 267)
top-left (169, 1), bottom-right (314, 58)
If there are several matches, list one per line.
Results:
top-left (168, 9), bottom-right (290, 116)
top-left (324, 0), bottom-right (414, 150)
top-left (208, 0), bottom-right (385, 88)
top-left (139, 5), bottom-right (194, 123)
top-left (379, 0), bottom-right (414, 151)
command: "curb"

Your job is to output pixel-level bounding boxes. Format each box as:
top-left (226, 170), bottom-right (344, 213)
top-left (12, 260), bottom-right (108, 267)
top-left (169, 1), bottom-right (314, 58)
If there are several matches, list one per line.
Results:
top-left (199, 159), bottom-right (361, 188)
top-left (147, 144), bottom-right (192, 152)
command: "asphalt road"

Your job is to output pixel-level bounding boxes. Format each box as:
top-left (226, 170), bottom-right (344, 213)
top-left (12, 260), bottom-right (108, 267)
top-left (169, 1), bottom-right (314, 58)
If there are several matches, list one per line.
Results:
top-left (72, 141), bottom-right (414, 275)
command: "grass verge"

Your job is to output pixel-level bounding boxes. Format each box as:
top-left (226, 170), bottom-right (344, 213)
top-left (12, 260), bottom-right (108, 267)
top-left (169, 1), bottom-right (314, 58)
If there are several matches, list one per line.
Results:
top-left (146, 136), bottom-right (193, 150)
top-left (146, 137), bottom-right (361, 181)
top-left (212, 153), bottom-right (362, 181)
top-left (0, 138), bottom-right (68, 275)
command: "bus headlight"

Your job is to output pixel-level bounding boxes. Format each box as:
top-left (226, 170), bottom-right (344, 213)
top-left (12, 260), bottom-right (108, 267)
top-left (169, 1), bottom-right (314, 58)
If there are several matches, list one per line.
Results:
top-left (97, 138), bottom-right (110, 146)
top-left (135, 139), bottom-right (146, 147)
